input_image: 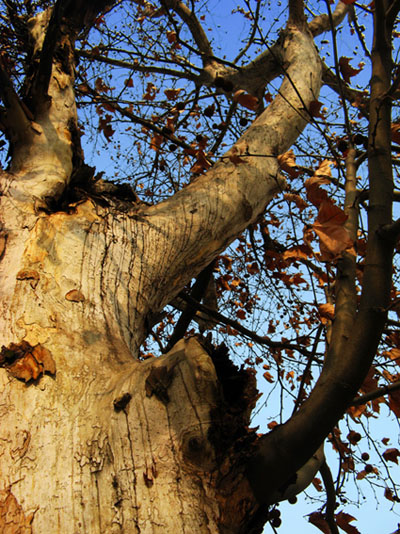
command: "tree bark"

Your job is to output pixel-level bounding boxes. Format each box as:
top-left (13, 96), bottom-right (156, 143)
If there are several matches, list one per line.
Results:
top-left (0, 2), bottom-right (350, 533)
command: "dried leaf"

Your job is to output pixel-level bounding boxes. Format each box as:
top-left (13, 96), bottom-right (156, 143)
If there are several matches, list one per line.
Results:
top-left (384, 487), bottom-right (395, 501)
top-left (166, 30), bottom-right (177, 43)
top-left (312, 200), bottom-right (353, 260)
top-left (263, 371), bottom-right (274, 383)
top-left (318, 303), bottom-right (335, 323)
top-left (150, 133), bottom-right (164, 151)
top-left (233, 90), bottom-right (259, 111)
top-left (339, 57), bottom-right (362, 84)
top-left (282, 244), bottom-right (312, 261)
top-left (308, 511), bottom-right (331, 534)
top-left (312, 477), bottom-right (323, 492)
top-left (278, 150), bottom-right (300, 178)
top-left (236, 309), bottom-right (246, 320)
top-left (164, 88), bottom-right (181, 100)
top-left (388, 390), bottom-right (400, 417)
top-left (392, 123), bottom-right (400, 145)
top-left (383, 348), bottom-right (400, 361)
top-left (283, 193), bottom-right (307, 211)
top-left (383, 448), bottom-right (400, 464)
top-left (228, 140), bottom-right (248, 165)
top-left (309, 100), bottom-right (325, 119)
top-left (336, 511), bottom-right (360, 534)
top-left (190, 150), bottom-right (211, 174)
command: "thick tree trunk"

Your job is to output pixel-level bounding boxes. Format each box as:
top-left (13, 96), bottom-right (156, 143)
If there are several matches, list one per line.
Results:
top-left (0, 199), bottom-right (261, 534)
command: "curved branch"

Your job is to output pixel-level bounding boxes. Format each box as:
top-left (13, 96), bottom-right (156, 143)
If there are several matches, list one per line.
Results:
top-left (351, 380), bottom-right (400, 406)
top-left (161, 0), bottom-right (214, 65)
top-left (308, 1), bottom-right (352, 37)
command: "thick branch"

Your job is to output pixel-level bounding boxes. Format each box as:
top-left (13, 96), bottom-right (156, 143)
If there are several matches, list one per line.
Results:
top-left (351, 380), bottom-right (400, 406)
top-left (139, 25), bottom-right (322, 320)
top-left (308, 1), bottom-right (352, 36)
top-left (246, 5), bottom-right (395, 505)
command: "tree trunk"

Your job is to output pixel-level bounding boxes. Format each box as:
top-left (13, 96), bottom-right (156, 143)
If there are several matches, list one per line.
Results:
top-left (0, 198), bottom-right (262, 534)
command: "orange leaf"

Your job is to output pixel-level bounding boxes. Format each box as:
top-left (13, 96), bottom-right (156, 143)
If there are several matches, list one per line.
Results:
top-left (190, 150), bottom-right (211, 174)
top-left (392, 123), bottom-right (400, 145)
top-left (283, 193), bottom-right (307, 211)
top-left (282, 244), bottom-right (312, 261)
top-left (233, 90), bottom-right (259, 111)
top-left (305, 160), bottom-right (332, 207)
top-left (263, 371), bottom-right (274, 383)
top-left (150, 133), bottom-right (164, 151)
top-left (312, 200), bottom-right (352, 260)
top-left (318, 302), bottom-right (335, 323)
top-left (278, 150), bottom-right (300, 178)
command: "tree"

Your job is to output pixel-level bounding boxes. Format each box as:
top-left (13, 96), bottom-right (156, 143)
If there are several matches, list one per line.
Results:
top-left (1, 0), bottom-right (400, 532)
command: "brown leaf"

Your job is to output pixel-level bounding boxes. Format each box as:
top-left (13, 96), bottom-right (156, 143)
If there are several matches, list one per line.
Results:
top-left (278, 150), bottom-right (300, 178)
top-left (335, 511), bottom-right (360, 534)
top-left (263, 371), bottom-right (274, 383)
top-left (312, 477), bottom-right (323, 492)
top-left (233, 90), bottom-right (259, 111)
top-left (339, 57), bottom-right (362, 84)
top-left (384, 487), bottom-right (395, 501)
top-left (312, 200), bottom-right (353, 260)
top-left (164, 88), bottom-right (181, 100)
top-left (282, 244), bottom-right (312, 261)
top-left (229, 146), bottom-right (246, 165)
top-left (388, 390), bottom-right (400, 417)
top-left (190, 150), bottom-right (211, 174)
top-left (309, 100), bottom-right (325, 119)
top-left (392, 123), bottom-right (400, 145)
top-left (308, 511), bottom-right (331, 534)
top-left (283, 193), bottom-right (307, 211)
top-left (383, 448), bottom-right (400, 464)
top-left (305, 160), bottom-right (332, 207)
top-left (150, 133), bottom-right (164, 151)
top-left (166, 30), bottom-right (177, 43)
top-left (228, 140), bottom-right (248, 165)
